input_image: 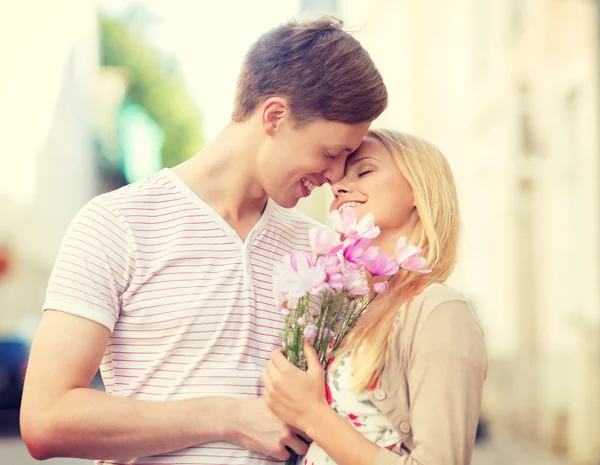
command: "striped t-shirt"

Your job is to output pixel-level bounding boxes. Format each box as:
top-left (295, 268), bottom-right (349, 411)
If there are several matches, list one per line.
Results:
top-left (44, 168), bottom-right (321, 465)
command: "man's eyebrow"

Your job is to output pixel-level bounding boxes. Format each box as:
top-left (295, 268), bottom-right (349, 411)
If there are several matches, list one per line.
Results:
top-left (332, 145), bottom-right (354, 153)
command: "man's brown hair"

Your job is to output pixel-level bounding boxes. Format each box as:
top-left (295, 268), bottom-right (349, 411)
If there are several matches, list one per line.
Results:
top-left (232, 18), bottom-right (388, 125)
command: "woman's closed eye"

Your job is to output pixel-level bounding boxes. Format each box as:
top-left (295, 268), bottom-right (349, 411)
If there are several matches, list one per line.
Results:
top-left (358, 170), bottom-right (373, 177)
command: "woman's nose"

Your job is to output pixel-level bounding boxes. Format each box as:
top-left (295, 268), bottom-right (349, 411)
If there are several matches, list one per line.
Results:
top-left (332, 182), bottom-right (350, 197)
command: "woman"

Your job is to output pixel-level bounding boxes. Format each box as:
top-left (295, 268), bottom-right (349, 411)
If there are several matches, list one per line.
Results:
top-left (261, 129), bottom-right (487, 465)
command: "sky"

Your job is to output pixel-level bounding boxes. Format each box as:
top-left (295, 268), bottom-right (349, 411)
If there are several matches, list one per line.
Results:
top-left (100, 0), bottom-right (303, 139)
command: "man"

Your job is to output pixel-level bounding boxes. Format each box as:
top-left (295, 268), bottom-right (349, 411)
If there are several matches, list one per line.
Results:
top-left (20, 18), bottom-right (387, 465)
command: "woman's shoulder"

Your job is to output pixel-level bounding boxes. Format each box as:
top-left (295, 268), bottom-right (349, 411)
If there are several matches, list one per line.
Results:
top-left (386, 283), bottom-right (486, 378)
top-left (416, 282), bottom-right (468, 306)
top-left (401, 283), bottom-right (484, 344)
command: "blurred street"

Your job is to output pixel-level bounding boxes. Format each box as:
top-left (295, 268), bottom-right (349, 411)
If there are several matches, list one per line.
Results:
top-left (0, 437), bottom-right (90, 465)
top-left (472, 434), bottom-right (569, 465)
top-left (0, 431), bottom-right (570, 465)
top-left (0, 405), bottom-right (569, 465)
top-left (1, 0), bottom-right (599, 464)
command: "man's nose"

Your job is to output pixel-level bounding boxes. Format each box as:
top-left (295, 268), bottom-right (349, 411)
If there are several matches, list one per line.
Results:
top-left (323, 158), bottom-right (346, 185)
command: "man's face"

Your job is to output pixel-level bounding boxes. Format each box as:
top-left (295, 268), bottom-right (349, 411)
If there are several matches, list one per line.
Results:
top-left (256, 116), bottom-right (371, 208)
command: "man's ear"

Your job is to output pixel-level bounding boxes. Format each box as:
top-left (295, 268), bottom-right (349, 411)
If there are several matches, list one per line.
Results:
top-left (261, 97), bottom-right (289, 136)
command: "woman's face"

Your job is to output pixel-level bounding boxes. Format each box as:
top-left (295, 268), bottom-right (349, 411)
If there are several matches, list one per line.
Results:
top-left (330, 136), bottom-right (416, 249)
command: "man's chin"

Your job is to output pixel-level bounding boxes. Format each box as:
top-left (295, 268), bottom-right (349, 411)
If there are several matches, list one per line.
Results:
top-left (268, 192), bottom-right (299, 209)
top-left (278, 197), bottom-right (300, 209)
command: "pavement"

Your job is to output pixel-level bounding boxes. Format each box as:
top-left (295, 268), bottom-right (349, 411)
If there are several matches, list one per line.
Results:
top-left (0, 409), bottom-right (572, 465)
top-left (0, 410), bottom-right (90, 465)
top-left (472, 431), bottom-right (570, 465)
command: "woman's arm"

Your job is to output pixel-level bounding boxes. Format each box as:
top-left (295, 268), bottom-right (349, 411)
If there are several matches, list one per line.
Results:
top-left (378, 299), bottom-right (487, 465)
top-left (263, 343), bottom-right (381, 465)
top-left (263, 299), bottom-right (487, 465)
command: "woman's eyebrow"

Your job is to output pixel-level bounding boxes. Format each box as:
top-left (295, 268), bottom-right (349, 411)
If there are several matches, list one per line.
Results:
top-left (347, 155), bottom-right (378, 167)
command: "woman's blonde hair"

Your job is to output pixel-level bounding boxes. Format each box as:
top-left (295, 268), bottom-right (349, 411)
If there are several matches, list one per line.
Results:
top-left (333, 129), bottom-right (461, 391)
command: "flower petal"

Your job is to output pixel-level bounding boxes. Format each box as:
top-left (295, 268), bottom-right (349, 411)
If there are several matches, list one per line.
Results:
top-left (395, 244), bottom-right (421, 265)
top-left (341, 207), bottom-right (357, 232)
top-left (329, 209), bottom-right (345, 234)
top-left (401, 256), bottom-right (432, 273)
top-left (365, 253), bottom-right (400, 276)
top-left (374, 281), bottom-right (389, 294)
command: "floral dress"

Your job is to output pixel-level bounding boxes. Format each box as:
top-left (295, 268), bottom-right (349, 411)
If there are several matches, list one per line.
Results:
top-left (300, 351), bottom-right (400, 465)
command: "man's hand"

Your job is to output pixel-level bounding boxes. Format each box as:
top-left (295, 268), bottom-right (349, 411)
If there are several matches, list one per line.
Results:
top-left (229, 397), bottom-right (310, 460)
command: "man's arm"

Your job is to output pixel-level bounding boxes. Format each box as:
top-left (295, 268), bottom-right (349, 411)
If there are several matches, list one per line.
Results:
top-left (20, 310), bottom-right (308, 461)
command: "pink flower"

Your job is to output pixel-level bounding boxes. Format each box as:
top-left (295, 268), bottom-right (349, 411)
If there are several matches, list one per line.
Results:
top-left (330, 208), bottom-right (357, 236)
top-left (297, 317), bottom-right (307, 326)
top-left (395, 237), bottom-right (422, 264)
top-left (330, 208), bottom-right (380, 241)
top-left (327, 273), bottom-right (345, 291)
top-left (343, 240), bottom-right (380, 265)
top-left (401, 256), bottom-right (432, 273)
top-left (342, 238), bottom-right (369, 263)
top-left (365, 253), bottom-right (400, 277)
top-left (290, 251), bottom-right (315, 270)
top-left (303, 324), bottom-right (318, 341)
top-left (286, 296), bottom-right (299, 309)
top-left (342, 267), bottom-right (370, 297)
top-left (362, 246), bottom-right (380, 262)
top-left (395, 237), bottom-right (431, 273)
top-left (320, 254), bottom-right (345, 291)
top-left (322, 328), bottom-right (335, 340)
top-left (274, 252), bottom-right (327, 297)
top-left (309, 227), bottom-right (341, 255)
top-left (373, 281), bottom-right (389, 295)
top-left (320, 254), bottom-right (341, 273)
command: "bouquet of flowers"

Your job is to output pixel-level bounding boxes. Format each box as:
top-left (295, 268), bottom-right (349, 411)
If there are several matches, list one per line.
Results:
top-left (273, 207), bottom-right (431, 373)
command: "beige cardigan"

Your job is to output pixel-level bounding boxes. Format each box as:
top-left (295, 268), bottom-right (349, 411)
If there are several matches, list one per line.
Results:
top-left (368, 283), bottom-right (487, 465)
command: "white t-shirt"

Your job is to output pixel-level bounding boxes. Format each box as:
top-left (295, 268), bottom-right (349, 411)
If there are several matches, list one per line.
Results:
top-left (44, 168), bottom-right (322, 465)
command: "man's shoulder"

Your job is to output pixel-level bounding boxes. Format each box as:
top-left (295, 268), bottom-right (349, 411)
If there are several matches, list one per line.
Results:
top-left (270, 203), bottom-right (329, 231)
top-left (68, 169), bottom-right (183, 240)
top-left (95, 169), bottom-right (177, 209)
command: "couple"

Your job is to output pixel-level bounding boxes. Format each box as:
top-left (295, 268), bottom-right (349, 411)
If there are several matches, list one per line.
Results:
top-left (20, 18), bottom-right (486, 465)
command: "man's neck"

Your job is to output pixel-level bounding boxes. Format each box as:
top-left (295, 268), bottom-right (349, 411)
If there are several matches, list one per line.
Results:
top-left (172, 122), bottom-right (268, 228)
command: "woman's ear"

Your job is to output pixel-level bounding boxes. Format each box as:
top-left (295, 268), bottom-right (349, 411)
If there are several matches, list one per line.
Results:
top-left (409, 206), bottom-right (420, 228)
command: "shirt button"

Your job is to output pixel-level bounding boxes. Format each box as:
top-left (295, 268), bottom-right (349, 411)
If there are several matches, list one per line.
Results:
top-left (373, 389), bottom-right (386, 401)
top-left (399, 422), bottom-right (411, 434)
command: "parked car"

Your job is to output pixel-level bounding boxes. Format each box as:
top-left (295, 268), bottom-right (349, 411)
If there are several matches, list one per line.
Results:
top-left (0, 336), bottom-right (28, 410)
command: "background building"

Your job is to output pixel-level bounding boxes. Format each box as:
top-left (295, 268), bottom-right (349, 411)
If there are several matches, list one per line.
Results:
top-left (317, 1), bottom-right (600, 463)
top-left (0, 0), bottom-right (99, 336)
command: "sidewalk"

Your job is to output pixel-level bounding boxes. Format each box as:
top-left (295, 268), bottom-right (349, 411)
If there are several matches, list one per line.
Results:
top-left (473, 432), bottom-right (570, 465)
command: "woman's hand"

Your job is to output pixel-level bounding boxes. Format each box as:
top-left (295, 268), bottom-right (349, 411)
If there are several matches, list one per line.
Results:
top-left (261, 341), bottom-right (329, 433)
